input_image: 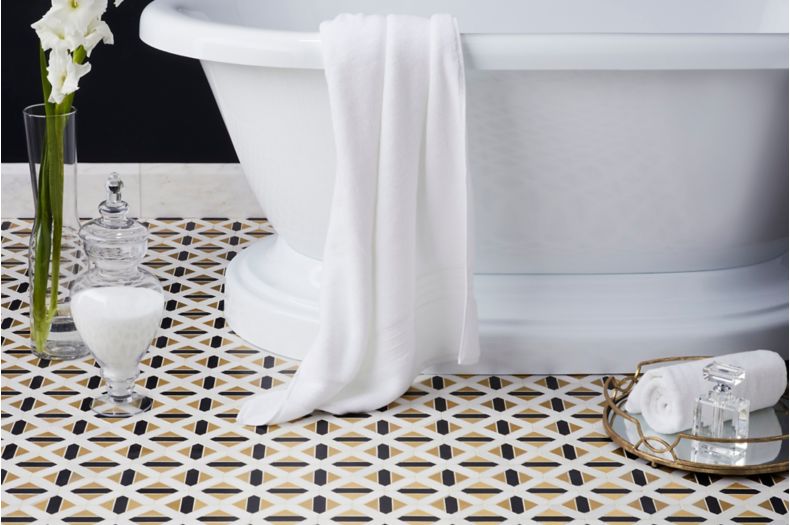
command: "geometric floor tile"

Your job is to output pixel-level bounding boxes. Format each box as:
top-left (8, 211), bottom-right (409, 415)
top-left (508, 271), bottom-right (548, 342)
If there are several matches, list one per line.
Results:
top-left (2, 218), bottom-right (788, 524)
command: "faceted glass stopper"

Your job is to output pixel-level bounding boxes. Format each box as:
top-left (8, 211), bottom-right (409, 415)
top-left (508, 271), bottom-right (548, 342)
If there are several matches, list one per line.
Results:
top-left (702, 361), bottom-right (746, 389)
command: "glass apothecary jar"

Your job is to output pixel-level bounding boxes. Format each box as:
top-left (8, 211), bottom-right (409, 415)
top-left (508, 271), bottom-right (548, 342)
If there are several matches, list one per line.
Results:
top-left (71, 174), bottom-right (164, 417)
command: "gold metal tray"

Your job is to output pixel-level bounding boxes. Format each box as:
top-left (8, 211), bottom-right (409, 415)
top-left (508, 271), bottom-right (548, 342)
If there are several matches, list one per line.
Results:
top-left (603, 356), bottom-right (789, 475)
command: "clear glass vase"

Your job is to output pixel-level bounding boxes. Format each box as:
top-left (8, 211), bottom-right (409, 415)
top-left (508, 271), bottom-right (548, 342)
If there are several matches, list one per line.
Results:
top-left (23, 103), bottom-right (89, 360)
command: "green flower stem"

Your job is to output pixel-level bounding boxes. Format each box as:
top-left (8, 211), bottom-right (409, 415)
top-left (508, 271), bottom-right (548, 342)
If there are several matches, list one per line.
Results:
top-left (46, 113), bottom-right (65, 319)
top-left (31, 147), bottom-right (53, 351)
top-left (38, 47), bottom-right (53, 115)
top-left (30, 46), bottom-right (54, 351)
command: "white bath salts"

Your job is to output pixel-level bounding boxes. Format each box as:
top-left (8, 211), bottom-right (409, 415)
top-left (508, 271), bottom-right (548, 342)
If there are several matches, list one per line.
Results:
top-left (71, 286), bottom-right (164, 381)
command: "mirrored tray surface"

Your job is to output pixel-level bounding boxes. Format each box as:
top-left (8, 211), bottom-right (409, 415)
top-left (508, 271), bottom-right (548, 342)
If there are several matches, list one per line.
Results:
top-left (603, 357), bottom-right (789, 475)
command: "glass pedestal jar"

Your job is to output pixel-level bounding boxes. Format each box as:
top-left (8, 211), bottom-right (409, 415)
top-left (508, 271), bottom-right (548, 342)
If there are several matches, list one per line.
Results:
top-left (70, 174), bottom-right (164, 417)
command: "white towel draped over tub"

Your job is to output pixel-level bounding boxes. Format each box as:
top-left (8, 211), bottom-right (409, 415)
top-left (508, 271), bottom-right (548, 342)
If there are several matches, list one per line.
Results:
top-left (238, 14), bottom-right (479, 425)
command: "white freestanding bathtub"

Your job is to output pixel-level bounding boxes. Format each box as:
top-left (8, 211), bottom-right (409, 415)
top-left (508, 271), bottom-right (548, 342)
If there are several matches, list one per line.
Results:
top-left (141, 0), bottom-right (789, 373)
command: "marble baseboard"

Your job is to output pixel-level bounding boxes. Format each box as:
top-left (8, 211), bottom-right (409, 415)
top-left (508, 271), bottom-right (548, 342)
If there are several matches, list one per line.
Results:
top-left (0, 163), bottom-right (264, 218)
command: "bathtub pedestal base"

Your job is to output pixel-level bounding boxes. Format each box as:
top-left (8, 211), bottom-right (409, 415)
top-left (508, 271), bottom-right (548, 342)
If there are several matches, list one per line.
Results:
top-left (225, 235), bottom-right (788, 373)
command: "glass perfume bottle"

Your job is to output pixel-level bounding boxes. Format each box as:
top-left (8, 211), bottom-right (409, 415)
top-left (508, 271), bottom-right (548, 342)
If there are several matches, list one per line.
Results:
top-left (70, 174), bottom-right (164, 417)
top-left (691, 362), bottom-right (750, 465)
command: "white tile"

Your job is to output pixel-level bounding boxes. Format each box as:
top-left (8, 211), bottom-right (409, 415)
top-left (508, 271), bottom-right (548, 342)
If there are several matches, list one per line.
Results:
top-left (140, 163), bottom-right (263, 218)
top-left (3, 162), bottom-right (263, 219)
top-left (1, 164), bottom-right (34, 218)
top-left (1, 162), bottom-right (141, 219)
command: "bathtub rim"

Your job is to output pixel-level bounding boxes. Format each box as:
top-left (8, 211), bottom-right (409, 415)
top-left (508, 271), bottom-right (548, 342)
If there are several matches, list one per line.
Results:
top-left (139, 1), bottom-right (789, 71)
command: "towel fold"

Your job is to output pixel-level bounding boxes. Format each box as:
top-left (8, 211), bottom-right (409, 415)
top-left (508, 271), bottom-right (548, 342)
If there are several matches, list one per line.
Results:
top-left (625, 350), bottom-right (788, 434)
top-left (238, 13), bottom-right (479, 425)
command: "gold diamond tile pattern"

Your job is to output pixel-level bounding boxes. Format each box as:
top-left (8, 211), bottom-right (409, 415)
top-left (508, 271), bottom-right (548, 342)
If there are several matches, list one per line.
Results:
top-left (1, 218), bottom-right (787, 524)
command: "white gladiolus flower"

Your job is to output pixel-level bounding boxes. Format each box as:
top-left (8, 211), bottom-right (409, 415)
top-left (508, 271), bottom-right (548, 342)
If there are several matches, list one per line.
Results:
top-left (31, 0), bottom-right (124, 103)
top-left (82, 18), bottom-right (114, 56)
top-left (49, 0), bottom-right (108, 35)
top-left (47, 50), bottom-right (92, 104)
top-left (32, 10), bottom-right (82, 52)
top-left (33, 0), bottom-right (113, 54)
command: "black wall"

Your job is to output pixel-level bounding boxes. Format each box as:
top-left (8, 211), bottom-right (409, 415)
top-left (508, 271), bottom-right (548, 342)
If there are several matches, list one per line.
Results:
top-left (2, 1), bottom-right (238, 162)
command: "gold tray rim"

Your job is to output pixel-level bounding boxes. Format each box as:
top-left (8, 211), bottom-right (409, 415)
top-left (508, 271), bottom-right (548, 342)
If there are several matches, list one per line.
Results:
top-left (602, 356), bottom-right (789, 476)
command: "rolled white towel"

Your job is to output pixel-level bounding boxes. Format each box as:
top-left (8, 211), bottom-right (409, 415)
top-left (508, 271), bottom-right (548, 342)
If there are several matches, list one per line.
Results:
top-left (625, 350), bottom-right (788, 434)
